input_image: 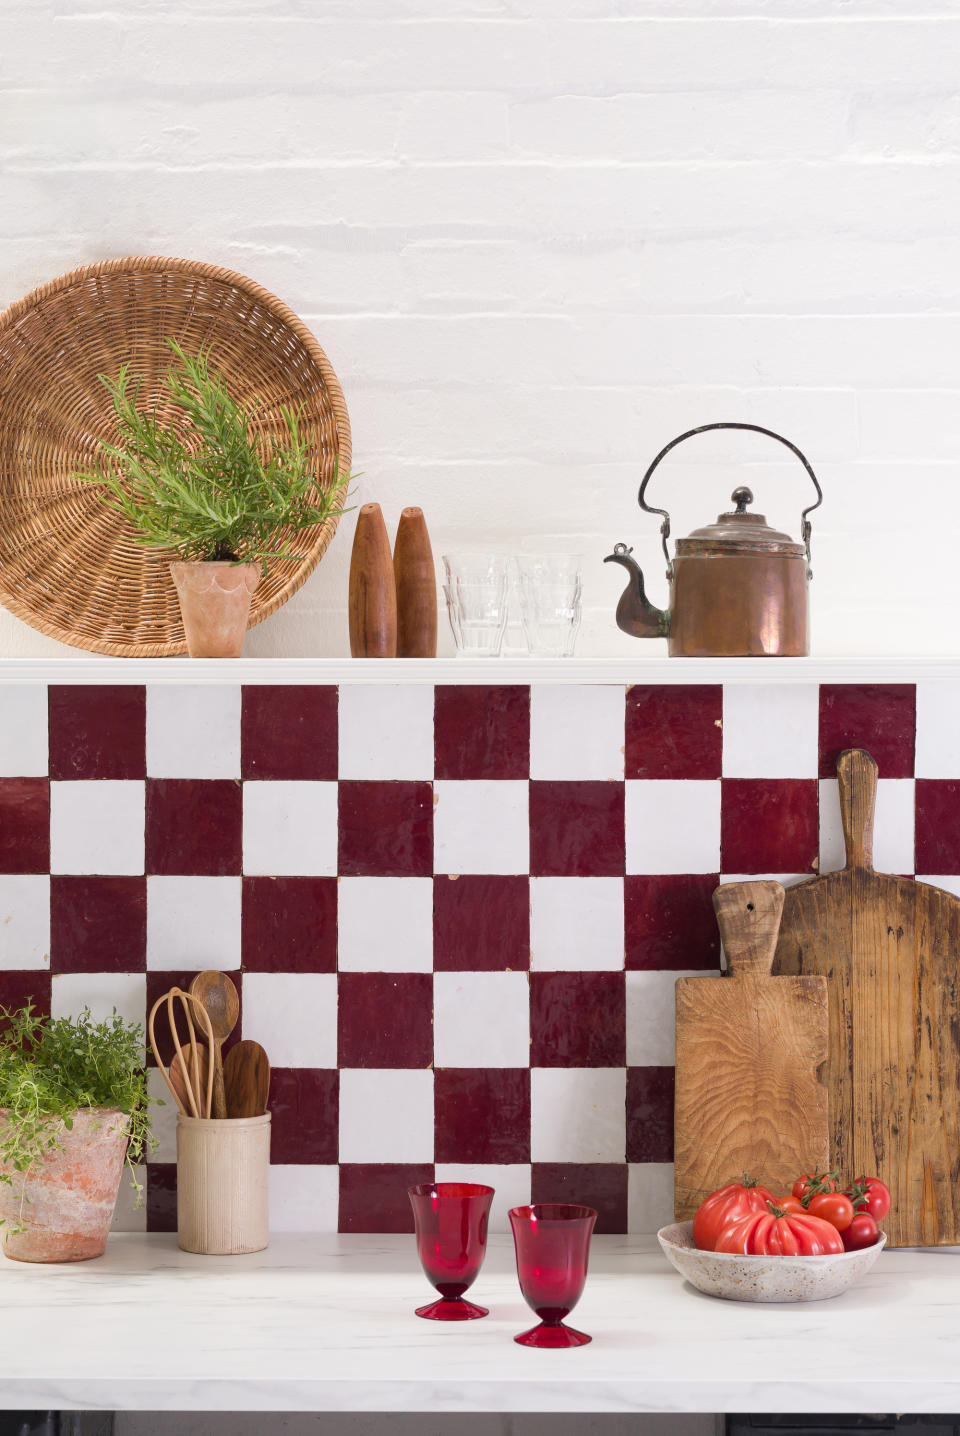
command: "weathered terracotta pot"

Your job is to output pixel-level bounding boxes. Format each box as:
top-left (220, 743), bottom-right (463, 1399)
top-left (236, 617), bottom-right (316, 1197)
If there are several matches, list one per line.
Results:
top-left (0, 1107), bottom-right (129, 1263)
top-left (170, 561), bottom-right (261, 658)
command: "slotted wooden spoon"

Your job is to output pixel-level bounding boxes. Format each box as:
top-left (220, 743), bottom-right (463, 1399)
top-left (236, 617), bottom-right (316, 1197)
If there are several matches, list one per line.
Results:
top-left (189, 971), bottom-right (240, 1120)
top-left (223, 1040), bottom-right (271, 1118)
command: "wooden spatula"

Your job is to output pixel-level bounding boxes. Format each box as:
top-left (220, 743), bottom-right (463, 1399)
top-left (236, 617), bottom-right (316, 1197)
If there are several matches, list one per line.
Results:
top-left (223, 1040), bottom-right (271, 1118)
top-left (673, 880), bottom-right (830, 1219)
top-left (189, 971), bottom-right (239, 1120)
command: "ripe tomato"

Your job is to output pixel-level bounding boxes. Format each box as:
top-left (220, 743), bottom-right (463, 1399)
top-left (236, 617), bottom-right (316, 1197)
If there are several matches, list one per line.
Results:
top-left (807, 1192), bottom-right (855, 1232)
top-left (692, 1179), bottom-right (777, 1252)
top-left (792, 1170), bottom-right (838, 1201)
top-left (715, 1205), bottom-right (845, 1256)
top-left (845, 1176), bottom-right (891, 1222)
top-left (775, 1195), bottom-right (806, 1215)
top-left (843, 1211), bottom-right (880, 1251)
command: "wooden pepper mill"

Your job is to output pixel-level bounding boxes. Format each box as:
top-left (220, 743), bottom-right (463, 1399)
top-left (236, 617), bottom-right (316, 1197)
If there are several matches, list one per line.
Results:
top-left (348, 503), bottom-right (397, 657)
top-left (393, 506), bottom-right (437, 658)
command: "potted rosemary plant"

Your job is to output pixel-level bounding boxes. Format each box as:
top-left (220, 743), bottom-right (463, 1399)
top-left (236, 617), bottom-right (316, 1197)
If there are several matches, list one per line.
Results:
top-left (0, 1004), bottom-right (154, 1263)
top-left (74, 341), bottom-right (351, 657)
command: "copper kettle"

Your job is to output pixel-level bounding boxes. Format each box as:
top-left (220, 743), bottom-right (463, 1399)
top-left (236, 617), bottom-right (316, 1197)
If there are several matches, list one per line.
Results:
top-left (604, 422), bottom-right (823, 657)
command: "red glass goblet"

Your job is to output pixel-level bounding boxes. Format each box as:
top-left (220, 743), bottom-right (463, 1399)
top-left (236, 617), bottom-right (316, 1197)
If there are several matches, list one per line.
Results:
top-left (408, 1181), bottom-right (495, 1320)
top-left (508, 1203), bottom-right (598, 1347)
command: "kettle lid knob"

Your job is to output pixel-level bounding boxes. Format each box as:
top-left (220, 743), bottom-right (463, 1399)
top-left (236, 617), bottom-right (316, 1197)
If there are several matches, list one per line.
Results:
top-left (731, 486), bottom-right (754, 514)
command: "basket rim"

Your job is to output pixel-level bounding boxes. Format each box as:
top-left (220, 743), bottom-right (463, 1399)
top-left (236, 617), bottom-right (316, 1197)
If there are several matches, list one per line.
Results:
top-left (0, 254), bottom-right (352, 657)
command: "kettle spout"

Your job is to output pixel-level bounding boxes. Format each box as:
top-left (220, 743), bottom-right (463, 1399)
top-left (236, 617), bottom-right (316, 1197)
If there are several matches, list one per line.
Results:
top-left (603, 543), bottom-right (670, 640)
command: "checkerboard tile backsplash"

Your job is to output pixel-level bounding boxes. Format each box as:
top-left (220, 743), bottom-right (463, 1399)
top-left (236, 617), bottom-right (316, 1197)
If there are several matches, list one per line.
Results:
top-left (0, 678), bottom-right (956, 1236)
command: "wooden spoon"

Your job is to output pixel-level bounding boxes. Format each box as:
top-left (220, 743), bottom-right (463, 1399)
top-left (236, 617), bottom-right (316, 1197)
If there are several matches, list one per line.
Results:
top-left (223, 1040), bottom-right (271, 1118)
top-left (189, 971), bottom-right (239, 1119)
top-left (170, 1042), bottom-right (211, 1120)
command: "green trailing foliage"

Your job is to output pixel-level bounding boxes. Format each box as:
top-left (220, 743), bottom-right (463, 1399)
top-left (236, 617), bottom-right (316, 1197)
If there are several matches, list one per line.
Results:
top-left (74, 340), bottom-right (352, 571)
top-left (0, 1003), bottom-right (156, 1227)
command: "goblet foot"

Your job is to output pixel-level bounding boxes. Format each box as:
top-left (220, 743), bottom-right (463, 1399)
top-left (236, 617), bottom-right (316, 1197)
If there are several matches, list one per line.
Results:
top-left (415, 1297), bottom-right (489, 1321)
top-left (515, 1321), bottom-right (592, 1348)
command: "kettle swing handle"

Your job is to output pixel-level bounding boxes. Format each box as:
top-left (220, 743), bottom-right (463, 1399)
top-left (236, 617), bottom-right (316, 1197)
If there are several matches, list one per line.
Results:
top-left (637, 422), bottom-right (824, 580)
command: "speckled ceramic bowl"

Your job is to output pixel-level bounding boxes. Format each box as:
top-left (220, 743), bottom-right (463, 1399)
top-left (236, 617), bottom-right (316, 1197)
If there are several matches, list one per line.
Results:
top-left (657, 1221), bottom-right (886, 1302)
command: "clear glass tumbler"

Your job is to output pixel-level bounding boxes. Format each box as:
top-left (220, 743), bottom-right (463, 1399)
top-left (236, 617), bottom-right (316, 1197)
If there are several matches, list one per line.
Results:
top-left (514, 553), bottom-right (583, 658)
top-left (442, 553), bottom-right (510, 658)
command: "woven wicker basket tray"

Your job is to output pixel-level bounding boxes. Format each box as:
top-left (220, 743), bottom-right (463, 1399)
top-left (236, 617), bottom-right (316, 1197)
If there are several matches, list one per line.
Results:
top-left (0, 256), bottom-right (351, 656)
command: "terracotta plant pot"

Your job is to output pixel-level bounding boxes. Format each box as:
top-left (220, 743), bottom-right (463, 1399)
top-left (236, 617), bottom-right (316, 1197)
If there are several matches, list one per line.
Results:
top-left (170, 560), bottom-right (261, 658)
top-left (0, 1107), bottom-right (129, 1263)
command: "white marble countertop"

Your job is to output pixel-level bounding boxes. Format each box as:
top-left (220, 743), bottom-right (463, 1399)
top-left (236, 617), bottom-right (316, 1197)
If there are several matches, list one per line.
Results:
top-left (1, 1233), bottom-right (959, 1414)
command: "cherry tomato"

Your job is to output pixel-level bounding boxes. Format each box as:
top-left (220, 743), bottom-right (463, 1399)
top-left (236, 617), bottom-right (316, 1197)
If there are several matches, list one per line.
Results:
top-left (792, 1170), bottom-right (838, 1201)
top-left (843, 1211), bottom-right (880, 1251)
top-left (715, 1204), bottom-right (844, 1256)
top-left (845, 1176), bottom-right (891, 1222)
top-left (776, 1195), bottom-right (806, 1215)
top-left (808, 1192), bottom-right (855, 1232)
top-left (693, 1179), bottom-right (776, 1252)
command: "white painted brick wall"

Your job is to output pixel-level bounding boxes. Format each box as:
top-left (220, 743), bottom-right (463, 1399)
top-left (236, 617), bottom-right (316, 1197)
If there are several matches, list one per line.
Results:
top-left (2, 0), bottom-right (960, 658)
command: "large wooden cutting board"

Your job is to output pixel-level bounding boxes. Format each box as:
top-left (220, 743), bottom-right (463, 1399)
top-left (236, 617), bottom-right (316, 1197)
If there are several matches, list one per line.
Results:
top-left (674, 881), bottom-right (829, 1220)
top-left (775, 748), bottom-right (960, 1247)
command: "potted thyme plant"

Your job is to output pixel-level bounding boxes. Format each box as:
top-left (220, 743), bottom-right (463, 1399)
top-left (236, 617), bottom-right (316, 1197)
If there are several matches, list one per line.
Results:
top-left (0, 1004), bottom-right (154, 1263)
top-left (74, 341), bottom-right (351, 657)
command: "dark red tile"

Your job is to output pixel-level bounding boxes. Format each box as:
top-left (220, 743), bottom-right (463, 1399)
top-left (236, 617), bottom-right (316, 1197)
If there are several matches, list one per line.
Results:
top-left (530, 972), bottom-right (625, 1067)
top-left (626, 1065), bottom-right (675, 1162)
top-left (434, 686), bottom-right (530, 780)
top-left (338, 972), bottom-right (433, 1068)
top-left (530, 781), bottom-right (625, 877)
top-left (339, 1162), bottom-right (434, 1233)
top-left (433, 875), bottom-right (530, 971)
top-left (50, 876), bottom-right (146, 973)
top-left (146, 969), bottom-right (242, 1068)
top-left (270, 1067), bottom-right (338, 1164)
top-left (0, 778), bottom-right (49, 874)
top-left (48, 685), bottom-right (146, 781)
top-left (242, 876), bottom-right (337, 972)
top-left (530, 1163), bottom-right (627, 1235)
top-left (916, 780), bottom-right (960, 873)
top-left (145, 779), bottom-right (242, 876)
top-left (819, 684), bottom-right (916, 779)
top-left (241, 685), bottom-right (338, 781)
top-left (721, 779), bottom-right (818, 874)
top-left (146, 1163), bottom-right (178, 1232)
top-left (338, 781), bottom-right (433, 877)
top-left (0, 972), bottom-right (51, 1027)
top-left (625, 874), bottom-right (720, 971)
top-left (625, 685), bottom-right (722, 780)
top-left (434, 1068), bottom-right (530, 1163)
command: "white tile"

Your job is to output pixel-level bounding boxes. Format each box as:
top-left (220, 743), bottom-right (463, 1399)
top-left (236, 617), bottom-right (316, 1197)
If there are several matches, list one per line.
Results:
top-left (146, 877), bottom-right (242, 971)
top-left (338, 685), bottom-right (434, 780)
top-left (917, 875), bottom-right (960, 899)
top-left (819, 777), bottom-right (916, 876)
top-left (146, 684), bottom-right (241, 778)
top-left (917, 682), bottom-right (960, 778)
top-left (337, 877), bottom-right (433, 972)
top-left (530, 877), bottom-right (624, 971)
top-left (530, 685), bottom-right (624, 780)
top-left (49, 781), bottom-right (145, 875)
top-left (0, 685), bottom-right (47, 776)
top-left (241, 972), bottom-right (337, 1068)
top-left (433, 971), bottom-right (529, 1067)
top-left (627, 1162), bottom-right (675, 1234)
top-left (625, 781), bottom-right (721, 874)
top-left (0, 875), bottom-right (50, 970)
top-left (434, 1164), bottom-right (532, 1233)
top-left (434, 780), bottom-right (529, 874)
top-left (111, 1165), bottom-right (147, 1233)
top-left (530, 1067), bottom-right (625, 1163)
top-left (269, 1165), bottom-right (339, 1232)
top-left (338, 1068), bottom-right (434, 1163)
top-left (243, 781), bottom-right (338, 876)
top-left (146, 1067), bottom-right (178, 1164)
top-left (718, 873), bottom-right (809, 887)
top-left (51, 972), bottom-right (146, 1029)
top-left (626, 969), bottom-right (717, 1066)
top-left (722, 684), bottom-right (819, 778)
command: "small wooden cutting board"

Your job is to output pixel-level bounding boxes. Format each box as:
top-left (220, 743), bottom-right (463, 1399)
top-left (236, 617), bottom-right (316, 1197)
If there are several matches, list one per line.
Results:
top-left (674, 881), bottom-right (830, 1220)
top-left (775, 748), bottom-right (960, 1248)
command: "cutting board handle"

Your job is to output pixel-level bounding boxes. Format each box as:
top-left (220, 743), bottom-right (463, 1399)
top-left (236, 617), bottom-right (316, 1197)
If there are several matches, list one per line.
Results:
top-left (837, 748), bottom-right (877, 872)
top-left (713, 881), bottom-right (786, 978)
